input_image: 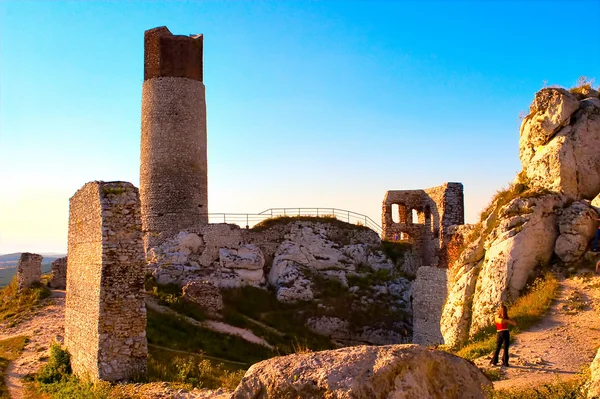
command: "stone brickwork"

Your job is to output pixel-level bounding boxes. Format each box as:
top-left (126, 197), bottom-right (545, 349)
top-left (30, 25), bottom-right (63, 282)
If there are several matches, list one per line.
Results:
top-left (382, 182), bottom-right (464, 268)
top-left (49, 256), bottom-right (67, 289)
top-left (140, 26), bottom-right (208, 249)
top-left (16, 252), bottom-right (42, 290)
top-left (412, 266), bottom-right (449, 345)
top-left (65, 181), bottom-right (147, 381)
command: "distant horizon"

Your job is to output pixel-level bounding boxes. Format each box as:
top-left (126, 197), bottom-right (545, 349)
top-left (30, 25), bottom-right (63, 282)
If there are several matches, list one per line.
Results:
top-left (1, 0), bottom-right (598, 253)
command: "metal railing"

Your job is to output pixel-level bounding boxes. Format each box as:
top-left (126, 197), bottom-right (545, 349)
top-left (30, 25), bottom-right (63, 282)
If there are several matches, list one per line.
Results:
top-left (206, 207), bottom-right (382, 235)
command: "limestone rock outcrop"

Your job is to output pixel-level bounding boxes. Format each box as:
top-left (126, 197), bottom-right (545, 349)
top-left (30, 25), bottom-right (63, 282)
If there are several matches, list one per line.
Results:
top-left (520, 88), bottom-right (600, 199)
top-left (555, 201), bottom-right (598, 263)
top-left (588, 347), bottom-right (600, 398)
top-left (442, 86), bottom-right (600, 347)
top-left (231, 344), bottom-right (491, 399)
top-left (148, 219), bottom-right (415, 345)
top-left (442, 193), bottom-right (564, 344)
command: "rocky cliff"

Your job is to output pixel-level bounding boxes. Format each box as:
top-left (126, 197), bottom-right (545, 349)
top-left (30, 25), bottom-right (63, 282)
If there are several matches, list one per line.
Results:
top-left (442, 86), bottom-right (600, 347)
top-left (147, 217), bottom-right (417, 346)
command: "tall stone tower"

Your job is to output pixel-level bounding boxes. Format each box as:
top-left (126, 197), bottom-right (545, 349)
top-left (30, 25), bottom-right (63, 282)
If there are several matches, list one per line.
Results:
top-left (140, 26), bottom-right (208, 248)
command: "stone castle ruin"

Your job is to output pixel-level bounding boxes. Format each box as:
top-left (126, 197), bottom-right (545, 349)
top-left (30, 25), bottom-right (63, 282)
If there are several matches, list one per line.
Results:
top-left (49, 256), bottom-right (67, 289)
top-left (140, 27), bottom-right (208, 249)
top-left (16, 252), bottom-right (42, 290)
top-left (65, 181), bottom-right (147, 381)
top-left (382, 182), bottom-right (464, 268)
top-left (59, 25), bottom-right (471, 380)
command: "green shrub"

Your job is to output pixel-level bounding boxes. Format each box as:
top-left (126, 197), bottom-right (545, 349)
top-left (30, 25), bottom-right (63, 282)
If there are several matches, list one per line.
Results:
top-left (36, 343), bottom-right (72, 383)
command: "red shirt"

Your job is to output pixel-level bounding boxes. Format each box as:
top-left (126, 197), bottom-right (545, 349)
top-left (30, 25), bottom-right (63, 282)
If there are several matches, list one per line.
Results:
top-left (496, 318), bottom-right (508, 331)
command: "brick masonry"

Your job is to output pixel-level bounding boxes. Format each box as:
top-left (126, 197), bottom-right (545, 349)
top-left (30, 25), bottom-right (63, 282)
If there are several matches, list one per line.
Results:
top-left (381, 182), bottom-right (464, 268)
top-left (140, 27), bottom-right (208, 249)
top-left (16, 252), bottom-right (42, 290)
top-left (412, 266), bottom-right (449, 345)
top-left (49, 256), bottom-right (67, 289)
top-left (65, 181), bottom-right (147, 381)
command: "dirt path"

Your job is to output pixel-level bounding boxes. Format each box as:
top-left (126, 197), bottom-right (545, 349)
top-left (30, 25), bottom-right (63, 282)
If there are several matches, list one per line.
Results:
top-left (1, 290), bottom-right (65, 399)
top-left (475, 275), bottom-right (600, 390)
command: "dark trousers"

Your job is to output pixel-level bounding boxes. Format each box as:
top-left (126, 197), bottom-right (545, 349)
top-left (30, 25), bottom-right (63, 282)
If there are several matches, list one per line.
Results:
top-left (594, 229), bottom-right (600, 251)
top-left (491, 330), bottom-right (510, 365)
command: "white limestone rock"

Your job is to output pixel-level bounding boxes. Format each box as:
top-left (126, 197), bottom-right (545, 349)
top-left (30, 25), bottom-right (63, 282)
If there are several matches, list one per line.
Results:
top-left (468, 194), bottom-right (562, 337)
top-left (232, 345), bottom-right (491, 399)
top-left (520, 89), bottom-right (600, 198)
top-left (219, 244), bottom-right (265, 270)
top-left (555, 201), bottom-right (598, 263)
top-left (440, 260), bottom-right (482, 348)
top-left (588, 348), bottom-right (600, 398)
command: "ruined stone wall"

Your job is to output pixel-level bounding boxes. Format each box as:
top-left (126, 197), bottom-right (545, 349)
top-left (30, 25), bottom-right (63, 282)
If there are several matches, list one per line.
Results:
top-left (49, 256), bottom-right (67, 289)
top-left (412, 266), bottom-right (449, 345)
top-left (381, 182), bottom-right (464, 268)
top-left (140, 27), bottom-right (208, 249)
top-left (65, 181), bottom-right (147, 381)
top-left (16, 252), bottom-right (42, 290)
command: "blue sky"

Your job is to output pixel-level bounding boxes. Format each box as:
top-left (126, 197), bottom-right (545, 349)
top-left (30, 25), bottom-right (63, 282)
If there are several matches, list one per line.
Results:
top-left (1, 0), bottom-right (598, 253)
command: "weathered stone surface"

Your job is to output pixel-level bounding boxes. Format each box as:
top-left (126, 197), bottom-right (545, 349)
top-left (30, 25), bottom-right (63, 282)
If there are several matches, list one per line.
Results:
top-left (588, 347), bottom-right (600, 398)
top-left (232, 345), bottom-right (491, 399)
top-left (141, 26), bottom-right (208, 249)
top-left (49, 256), bottom-right (67, 289)
top-left (520, 88), bottom-right (580, 149)
top-left (520, 89), bottom-right (600, 198)
top-left (555, 201), bottom-right (598, 263)
top-left (65, 181), bottom-right (147, 381)
top-left (440, 260), bottom-right (482, 348)
top-left (412, 266), bottom-right (448, 345)
top-left (182, 280), bottom-right (223, 316)
top-left (306, 316), bottom-right (350, 339)
top-left (219, 244), bottom-right (265, 271)
top-left (16, 252), bottom-right (42, 290)
top-left (469, 194), bottom-right (562, 337)
top-left (382, 182), bottom-right (464, 268)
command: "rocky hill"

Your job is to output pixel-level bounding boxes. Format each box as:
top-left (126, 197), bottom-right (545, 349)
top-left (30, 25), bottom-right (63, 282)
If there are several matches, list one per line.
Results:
top-left (442, 86), bottom-right (600, 348)
top-left (148, 217), bottom-right (416, 346)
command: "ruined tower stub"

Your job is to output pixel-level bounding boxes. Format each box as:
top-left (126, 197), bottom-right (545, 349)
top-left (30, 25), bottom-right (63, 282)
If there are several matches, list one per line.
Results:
top-left (16, 252), bottom-right (42, 290)
top-left (382, 182), bottom-right (464, 268)
top-left (49, 256), bottom-right (67, 289)
top-left (140, 26), bottom-right (208, 249)
top-left (65, 181), bottom-right (147, 381)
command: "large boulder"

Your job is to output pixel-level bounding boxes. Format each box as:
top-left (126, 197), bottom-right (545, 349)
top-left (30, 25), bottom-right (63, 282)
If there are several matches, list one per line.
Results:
top-left (219, 244), bottom-right (265, 285)
top-left (231, 345), bottom-right (491, 399)
top-left (468, 194), bottom-right (562, 336)
top-left (519, 88), bottom-right (600, 199)
top-left (589, 348), bottom-right (600, 398)
top-left (555, 201), bottom-right (598, 263)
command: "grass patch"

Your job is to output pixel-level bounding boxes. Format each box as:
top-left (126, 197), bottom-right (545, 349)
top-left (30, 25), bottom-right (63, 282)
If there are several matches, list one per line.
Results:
top-left (380, 241), bottom-right (412, 266)
top-left (221, 285), bottom-right (334, 354)
top-left (147, 307), bottom-right (273, 365)
top-left (0, 335), bottom-right (28, 398)
top-left (482, 367), bottom-right (504, 382)
top-left (147, 347), bottom-right (245, 389)
top-left (251, 215), bottom-right (371, 232)
top-left (145, 277), bottom-right (206, 322)
top-left (0, 277), bottom-right (51, 325)
top-left (454, 272), bottom-right (559, 360)
top-left (488, 374), bottom-right (587, 398)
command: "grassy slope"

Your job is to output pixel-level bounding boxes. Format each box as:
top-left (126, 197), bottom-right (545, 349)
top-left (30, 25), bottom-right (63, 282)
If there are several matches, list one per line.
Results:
top-left (0, 278), bottom-right (51, 325)
top-left (0, 336), bottom-right (28, 399)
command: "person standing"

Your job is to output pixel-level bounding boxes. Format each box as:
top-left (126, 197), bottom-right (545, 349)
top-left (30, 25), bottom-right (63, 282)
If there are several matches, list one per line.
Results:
top-left (490, 304), bottom-right (517, 367)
